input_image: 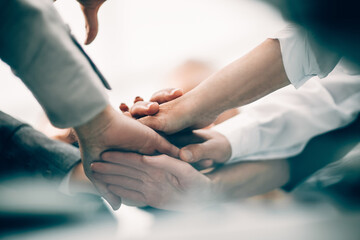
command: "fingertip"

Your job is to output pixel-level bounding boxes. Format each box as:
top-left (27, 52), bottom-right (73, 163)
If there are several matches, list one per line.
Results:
top-left (134, 96), bottom-right (144, 103)
top-left (119, 103), bottom-right (129, 112)
top-left (180, 149), bottom-right (193, 162)
top-left (147, 102), bottom-right (159, 115)
top-left (105, 193), bottom-right (122, 210)
top-left (170, 88), bottom-right (183, 97)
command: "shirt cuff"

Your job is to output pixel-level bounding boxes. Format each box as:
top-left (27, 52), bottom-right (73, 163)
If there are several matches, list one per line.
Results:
top-left (212, 111), bottom-right (261, 163)
top-left (59, 168), bottom-right (74, 196)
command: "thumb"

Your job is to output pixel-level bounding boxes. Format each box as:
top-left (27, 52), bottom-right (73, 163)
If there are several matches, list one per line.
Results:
top-left (154, 134), bottom-right (180, 158)
top-left (81, 6), bottom-right (101, 44)
top-left (180, 143), bottom-right (209, 163)
top-left (138, 115), bottom-right (163, 132)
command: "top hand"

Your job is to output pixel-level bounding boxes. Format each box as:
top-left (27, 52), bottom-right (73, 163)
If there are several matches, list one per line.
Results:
top-left (121, 88), bottom-right (219, 134)
top-left (74, 105), bottom-right (179, 210)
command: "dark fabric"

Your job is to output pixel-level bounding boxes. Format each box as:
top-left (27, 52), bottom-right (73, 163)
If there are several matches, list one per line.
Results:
top-left (0, 111), bottom-right (81, 180)
top-left (283, 114), bottom-right (360, 191)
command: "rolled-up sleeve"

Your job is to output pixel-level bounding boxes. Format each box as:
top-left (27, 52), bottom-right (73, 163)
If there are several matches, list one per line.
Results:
top-left (270, 25), bottom-right (341, 88)
top-left (0, 0), bottom-right (109, 128)
top-left (213, 62), bottom-right (360, 163)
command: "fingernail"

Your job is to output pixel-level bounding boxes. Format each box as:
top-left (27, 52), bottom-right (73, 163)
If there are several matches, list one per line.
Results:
top-left (170, 88), bottom-right (181, 95)
top-left (147, 102), bottom-right (155, 108)
top-left (134, 96), bottom-right (144, 103)
top-left (182, 150), bottom-right (193, 162)
top-left (119, 103), bottom-right (129, 112)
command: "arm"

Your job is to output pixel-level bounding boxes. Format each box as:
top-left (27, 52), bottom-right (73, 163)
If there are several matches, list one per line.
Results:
top-left (213, 66), bottom-right (360, 162)
top-left (139, 39), bottom-right (290, 134)
top-left (139, 25), bottom-right (341, 134)
top-left (0, 0), bottom-right (108, 128)
top-left (0, 111), bottom-right (81, 180)
top-left (0, 0), bottom-right (179, 210)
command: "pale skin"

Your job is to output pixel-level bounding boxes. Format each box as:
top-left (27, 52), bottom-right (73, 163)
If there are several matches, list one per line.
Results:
top-left (54, 0), bottom-right (106, 44)
top-left (52, 2), bottom-right (290, 210)
top-left (74, 105), bottom-right (179, 210)
top-left (85, 89), bottom-right (289, 210)
top-left (50, 0), bottom-right (181, 210)
top-left (138, 39), bottom-right (290, 134)
top-left (90, 152), bottom-right (289, 211)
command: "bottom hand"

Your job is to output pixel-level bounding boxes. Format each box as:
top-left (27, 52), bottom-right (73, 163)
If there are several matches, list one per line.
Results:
top-left (92, 152), bottom-right (214, 211)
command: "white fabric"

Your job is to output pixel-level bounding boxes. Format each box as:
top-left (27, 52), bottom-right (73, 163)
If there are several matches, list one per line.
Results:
top-left (213, 59), bottom-right (360, 163)
top-left (270, 25), bottom-right (341, 88)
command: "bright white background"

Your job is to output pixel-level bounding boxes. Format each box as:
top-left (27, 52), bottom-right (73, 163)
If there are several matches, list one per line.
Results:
top-left (0, 0), bottom-right (286, 127)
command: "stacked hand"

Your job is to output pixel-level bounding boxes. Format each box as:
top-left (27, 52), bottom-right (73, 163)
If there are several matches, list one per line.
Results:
top-left (120, 88), bottom-right (232, 168)
top-left (89, 88), bottom-right (232, 210)
top-left (74, 105), bottom-right (179, 210)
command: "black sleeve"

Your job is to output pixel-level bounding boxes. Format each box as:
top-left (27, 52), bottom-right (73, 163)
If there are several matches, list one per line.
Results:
top-left (0, 111), bottom-right (81, 180)
top-left (282, 114), bottom-right (360, 191)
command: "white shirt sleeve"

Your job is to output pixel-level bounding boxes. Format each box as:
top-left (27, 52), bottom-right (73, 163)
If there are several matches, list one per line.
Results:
top-left (213, 60), bottom-right (360, 163)
top-left (270, 25), bottom-right (341, 88)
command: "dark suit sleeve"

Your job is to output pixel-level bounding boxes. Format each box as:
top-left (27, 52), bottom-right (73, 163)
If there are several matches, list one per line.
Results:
top-left (282, 114), bottom-right (360, 191)
top-left (0, 111), bottom-right (81, 180)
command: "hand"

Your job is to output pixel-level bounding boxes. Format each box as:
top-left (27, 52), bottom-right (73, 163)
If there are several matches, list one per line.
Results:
top-left (74, 105), bottom-right (179, 210)
top-left (119, 88), bottom-right (183, 119)
top-left (120, 88), bottom-right (217, 134)
top-left (91, 152), bottom-right (214, 211)
top-left (120, 89), bottom-right (232, 167)
top-left (139, 92), bottom-right (218, 134)
top-left (55, 0), bottom-right (106, 44)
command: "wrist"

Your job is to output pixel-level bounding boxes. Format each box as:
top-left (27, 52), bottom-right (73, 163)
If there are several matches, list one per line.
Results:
top-left (74, 105), bottom-right (114, 142)
top-left (68, 162), bottom-right (97, 195)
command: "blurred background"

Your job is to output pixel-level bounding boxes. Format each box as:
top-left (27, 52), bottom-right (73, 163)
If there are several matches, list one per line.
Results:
top-left (1, 1), bottom-right (360, 239)
top-left (0, 0), bottom-right (286, 127)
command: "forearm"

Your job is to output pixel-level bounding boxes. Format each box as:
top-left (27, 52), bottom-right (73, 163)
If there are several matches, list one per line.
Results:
top-left (213, 70), bottom-right (360, 162)
top-left (185, 39), bottom-right (290, 119)
top-left (207, 159), bottom-right (290, 201)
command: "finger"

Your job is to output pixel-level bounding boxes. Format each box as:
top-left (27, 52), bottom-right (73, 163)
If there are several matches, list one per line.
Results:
top-left (154, 134), bottom-right (180, 158)
top-left (93, 173), bottom-right (144, 191)
top-left (130, 101), bottom-right (159, 118)
top-left (180, 143), bottom-right (211, 163)
top-left (138, 115), bottom-right (164, 132)
top-left (193, 159), bottom-right (214, 170)
top-left (119, 103), bottom-right (129, 112)
top-left (123, 112), bottom-right (132, 118)
top-left (93, 180), bottom-right (122, 210)
top-left (144, 155), bottom-right (192, 179)
top-left (91, 162), bottom-right (146, 179)
top-left (108, 185), bottom-right (146, 204)
top-left (101, 152), bottom-right (150, 172)
top-left (150, 88), bottom-right (183, 104)
top-left (121, 199), bottom-right (147, 208)
top-left (81, 6), bottom-right (102, 45)
top-left (133, 96), bottom-right (144, 103)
